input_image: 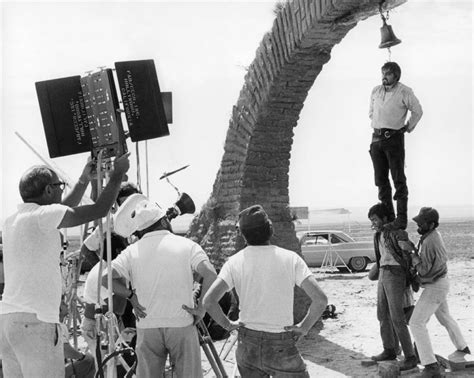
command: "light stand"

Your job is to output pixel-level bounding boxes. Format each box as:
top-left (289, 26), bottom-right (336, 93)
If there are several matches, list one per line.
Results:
top-left (319, 243), bottom-right (352, 274)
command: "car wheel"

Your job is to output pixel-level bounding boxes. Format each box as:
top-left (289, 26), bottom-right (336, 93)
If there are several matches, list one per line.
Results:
top-left (348, 257), bottom-right (368, 272)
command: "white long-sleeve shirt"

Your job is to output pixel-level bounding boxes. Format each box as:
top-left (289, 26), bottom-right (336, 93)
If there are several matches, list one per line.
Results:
top-left (369, 82), bottom-right (423, 132)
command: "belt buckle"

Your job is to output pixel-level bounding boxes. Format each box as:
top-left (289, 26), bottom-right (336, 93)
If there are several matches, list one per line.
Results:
top-left (383, 130), bottom-right (391, 139)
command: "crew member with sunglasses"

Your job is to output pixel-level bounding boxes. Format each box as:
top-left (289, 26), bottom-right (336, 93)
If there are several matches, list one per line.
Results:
top-left (0, 154), bottom-right (130, 377)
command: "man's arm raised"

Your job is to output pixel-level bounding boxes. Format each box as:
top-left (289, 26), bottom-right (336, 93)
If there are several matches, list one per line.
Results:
top-left (58, 153), bottom-right (130, 229)
top-left (61, 159), bottom-right (95, 208)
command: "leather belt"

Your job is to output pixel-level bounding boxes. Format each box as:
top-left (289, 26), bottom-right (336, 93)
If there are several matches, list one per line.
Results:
top-left (239, 326), bottom-right (296, 340)
top-left (373, 128), bottom-right (405, 139)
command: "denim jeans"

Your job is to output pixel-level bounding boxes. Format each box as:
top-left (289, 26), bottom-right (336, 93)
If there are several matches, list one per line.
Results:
top-left (136, 325), bottom-right (202, 378)
top-left (409, 277), bottom-right (468, 365)
top-left (369, 133), bottom-right (408, 209)
top-left (236, 327), bottom-right (309, 377)
top-left (377, 266), bottom-right (414, 357)
top-left (0, 312), bottom-right (64, 378)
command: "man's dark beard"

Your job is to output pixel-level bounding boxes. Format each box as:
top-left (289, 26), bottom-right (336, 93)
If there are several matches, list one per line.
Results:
top-left (417, 226), bottom-right (429, 235)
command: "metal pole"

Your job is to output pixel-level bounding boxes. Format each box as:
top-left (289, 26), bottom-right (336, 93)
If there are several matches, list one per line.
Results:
top-left (145, 140), bottom-right (150, 197)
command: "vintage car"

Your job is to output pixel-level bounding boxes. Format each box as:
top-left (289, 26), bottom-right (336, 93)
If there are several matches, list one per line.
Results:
top-left (296, 230), bottom-right (375, 272)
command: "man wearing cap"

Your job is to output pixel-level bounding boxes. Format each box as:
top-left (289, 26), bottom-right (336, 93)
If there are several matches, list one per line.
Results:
top-left (399, 207), bottom-right (470, 377)
top-left (369, 61), bottom-right (423, 230)
top-left (198, 205), bottom-right (328, 377)
top-left (367, 202), bottom-right (418, 371)
top-left (0, 153), bottom-right (130, 377)
top-left (103, 194), bottom-right (217, 378)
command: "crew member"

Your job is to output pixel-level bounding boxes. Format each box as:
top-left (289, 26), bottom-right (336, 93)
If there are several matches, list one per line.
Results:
top-left (59, 299), bottom-right (96, 378)
top-left (399, 207), bottom-right (471, 377)
top-left (197, 205), bottom-right (328, 377)
top-left (80, 182), bottom-right (141, 344)
top-left (0, 153), bottom-right (130, 377)
top-left (104, 194), bottom-right (217, 378)
top-left (369, 61), bottom-right (423, 230)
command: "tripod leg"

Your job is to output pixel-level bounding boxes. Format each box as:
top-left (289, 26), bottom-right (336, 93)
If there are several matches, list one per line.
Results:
top-left (205, 338), bottom-right (228, 378)
top-left (201, 341), bottom-right (225, 378)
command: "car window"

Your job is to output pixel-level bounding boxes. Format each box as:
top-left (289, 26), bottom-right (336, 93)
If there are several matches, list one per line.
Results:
top-left (302, 234), bottom-right (329, 246)
top-left (303, 235), bottom-right (317, 245)
top-left (330, 234), bottom-right (344, 244)
top-left (316, 234), bottom-right (329, 245)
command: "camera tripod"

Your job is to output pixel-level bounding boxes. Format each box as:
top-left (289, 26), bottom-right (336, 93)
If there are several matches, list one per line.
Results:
top-left (196, 319), bottom-right (228, 378)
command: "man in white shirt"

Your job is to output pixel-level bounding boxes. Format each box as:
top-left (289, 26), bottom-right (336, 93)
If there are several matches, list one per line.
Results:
top-left (200, 205), bottom-right (328, 377)
top-left (79, 182), bottom-right (141, 364)
top-left (103, 194), bottom-right (217, 378)
top-left (0, 153), bottom-right (129, 377)
top-left (369, 61), bottom-right (423, 230)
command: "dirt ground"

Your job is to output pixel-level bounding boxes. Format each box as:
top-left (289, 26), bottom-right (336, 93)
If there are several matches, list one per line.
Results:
top-left (207, 259), bottom-right (474, 377)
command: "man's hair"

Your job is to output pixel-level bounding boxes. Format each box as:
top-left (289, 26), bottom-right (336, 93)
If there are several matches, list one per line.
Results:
top-left (117, 182), bottom-right (141, 202)
top-left (19, 165), bottom-right (55, 202)
top-left (381, 61), bottom-right (401, 81)
top-left (240, 223), bottom-right (273, 245)
top-left (368, 203), bottom-right (391, 220)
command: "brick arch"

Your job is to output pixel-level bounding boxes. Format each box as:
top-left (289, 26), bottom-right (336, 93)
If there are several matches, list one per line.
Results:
top-left (189, 0), bottom-right (406, 268)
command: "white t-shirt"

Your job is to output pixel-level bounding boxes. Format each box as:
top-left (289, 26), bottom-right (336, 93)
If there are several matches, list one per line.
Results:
top-left (83, 225), bottom-right (102, 251)
top-left (82, 261), bottom-right (110, 305)
top-left (112, 230), bottom-right (209, 329)
top-left (0, 203), bottom-right (69, 323)
top-left (83, 219), bottom-right (118, 252)
top-left (219, 245), bottom-right (313, 332)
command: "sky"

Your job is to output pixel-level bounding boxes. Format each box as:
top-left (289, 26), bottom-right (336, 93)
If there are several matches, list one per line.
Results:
top-left (1, 0), bottom-right (473, 227)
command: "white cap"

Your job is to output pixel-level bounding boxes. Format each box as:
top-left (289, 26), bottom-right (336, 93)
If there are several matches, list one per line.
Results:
top-left (113, 194), bottom-right (165, 238)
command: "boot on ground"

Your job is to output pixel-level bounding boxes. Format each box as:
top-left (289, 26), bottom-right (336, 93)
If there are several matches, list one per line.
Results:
top-left (371, 349), bottom-right (397, 361)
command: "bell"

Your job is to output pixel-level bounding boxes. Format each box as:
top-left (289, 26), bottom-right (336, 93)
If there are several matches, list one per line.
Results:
top-left (379, 19), bottom-right (401, 49)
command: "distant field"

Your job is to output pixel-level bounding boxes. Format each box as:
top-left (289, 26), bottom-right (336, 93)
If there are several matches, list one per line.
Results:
top-left (66, 219), bottom-right (473, 261)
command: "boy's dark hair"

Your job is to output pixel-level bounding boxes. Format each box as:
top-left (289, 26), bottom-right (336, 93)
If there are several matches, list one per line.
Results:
top-left (368, 202), bottom-right (391, 220)
top-left (116, 182), bottom-right (141, 205)
top-left (241, 223), bottom-right (273, 245)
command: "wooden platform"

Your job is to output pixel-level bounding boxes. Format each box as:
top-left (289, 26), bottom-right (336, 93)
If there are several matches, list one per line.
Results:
top-left (436, 351), bottom-right (474, 372)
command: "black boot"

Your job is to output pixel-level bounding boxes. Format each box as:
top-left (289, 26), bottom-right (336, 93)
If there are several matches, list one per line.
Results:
top-left (459, 346), bottom-right (471, 354)
top-left (395, 197), bottom-right (408, 230)
top-left (385, 198), bottom-right (408, 230)
top-left (421, 362), bottom-right (443, 377)
top-left (399, 355), bottom-right (418, 371)
top-left (371, 349), bottom-right (397, 361)
top-left (382, 199), bottom-right (396, 223)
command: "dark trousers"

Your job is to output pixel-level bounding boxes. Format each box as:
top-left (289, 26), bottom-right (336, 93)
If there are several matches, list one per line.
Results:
top-left (378, 266), bottom-right (415, 358)
top-left (369, 133), bottom-right (408, 217)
